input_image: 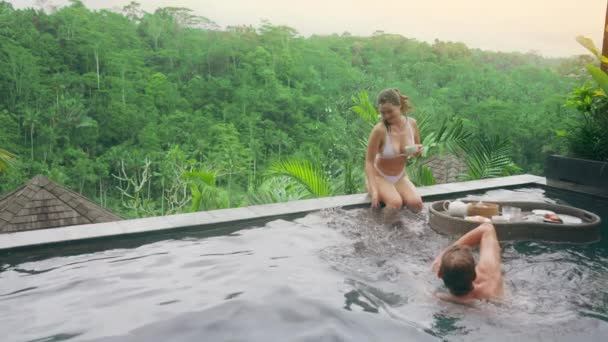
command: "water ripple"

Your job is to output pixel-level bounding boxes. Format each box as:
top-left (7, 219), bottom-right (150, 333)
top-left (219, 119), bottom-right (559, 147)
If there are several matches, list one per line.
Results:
top-left (0, 188), bottom-right (606, 341)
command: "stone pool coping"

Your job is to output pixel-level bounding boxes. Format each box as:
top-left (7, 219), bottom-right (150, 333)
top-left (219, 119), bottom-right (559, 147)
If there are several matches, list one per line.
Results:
top-left (0, 174), bottom-right (546, 251)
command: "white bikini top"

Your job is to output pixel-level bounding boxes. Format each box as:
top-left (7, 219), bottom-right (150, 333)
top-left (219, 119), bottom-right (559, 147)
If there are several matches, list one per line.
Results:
top-left (377, 117), bottom-right (415, 159)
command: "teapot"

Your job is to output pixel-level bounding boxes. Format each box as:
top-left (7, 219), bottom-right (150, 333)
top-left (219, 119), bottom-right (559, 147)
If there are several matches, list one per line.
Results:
top-left (443, 200), bottom-right (470, 218)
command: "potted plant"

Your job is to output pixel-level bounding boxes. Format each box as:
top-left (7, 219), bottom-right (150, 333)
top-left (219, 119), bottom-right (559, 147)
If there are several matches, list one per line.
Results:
top-left (546, 23), bottom-right (608, 194)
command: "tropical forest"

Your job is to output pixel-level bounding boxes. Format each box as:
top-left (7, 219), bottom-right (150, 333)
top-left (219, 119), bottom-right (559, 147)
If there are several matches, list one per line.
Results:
top-left (0, 0), bottom-right (606, 218)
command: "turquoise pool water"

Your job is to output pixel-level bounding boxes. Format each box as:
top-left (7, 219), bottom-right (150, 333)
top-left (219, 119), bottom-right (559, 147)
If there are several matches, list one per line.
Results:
top-left (0, 187), bottom-right (606, 341)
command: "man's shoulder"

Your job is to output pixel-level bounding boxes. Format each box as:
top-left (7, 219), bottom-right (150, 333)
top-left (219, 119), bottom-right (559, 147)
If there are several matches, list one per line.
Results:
top-left (435, 292), bottom-right (477, 305)
top-left (473, 273), bottom-right (504, 299)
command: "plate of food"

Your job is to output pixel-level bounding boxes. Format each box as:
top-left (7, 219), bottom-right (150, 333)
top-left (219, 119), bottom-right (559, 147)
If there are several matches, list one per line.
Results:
top-left (557, 214), bottom-right (582, 224)
top-left (532, 209), bottom-right (555, 216)
top-left (543, 213), bottom-right (563, 224)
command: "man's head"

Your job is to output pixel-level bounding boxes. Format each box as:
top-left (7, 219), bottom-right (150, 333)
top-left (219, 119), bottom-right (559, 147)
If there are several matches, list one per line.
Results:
top-left (439, 245), bottom-right (477, 296)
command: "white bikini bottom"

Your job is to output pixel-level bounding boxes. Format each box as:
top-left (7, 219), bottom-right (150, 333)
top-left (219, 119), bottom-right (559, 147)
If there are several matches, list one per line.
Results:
top-left (374, 163), bottom-right (405, 184)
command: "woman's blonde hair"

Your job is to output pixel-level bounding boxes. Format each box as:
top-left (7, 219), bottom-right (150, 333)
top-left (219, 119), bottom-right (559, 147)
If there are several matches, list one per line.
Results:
top-left (377, 88), bottom-right (413, 114)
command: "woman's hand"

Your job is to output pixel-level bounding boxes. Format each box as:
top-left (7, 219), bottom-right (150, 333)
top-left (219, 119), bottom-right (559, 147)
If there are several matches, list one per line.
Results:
top-left (371, 191), bottom-right (380, 208)
top-left (414, 144), bottom-right (424, 158)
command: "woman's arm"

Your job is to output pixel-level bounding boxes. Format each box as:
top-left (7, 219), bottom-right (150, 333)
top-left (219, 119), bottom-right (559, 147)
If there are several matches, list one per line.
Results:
top-left (365, 126), bottom-right (381, 207)
top-left (410, 118), bottom-right (423, 157)
top-left (411, 118), bottom-right (421, 145)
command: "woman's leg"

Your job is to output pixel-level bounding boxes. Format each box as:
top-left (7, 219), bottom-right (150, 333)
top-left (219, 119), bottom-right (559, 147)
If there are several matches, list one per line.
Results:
top-left (373, 175), bottom-right (403, 224)
top-left (395, 176), bottom-right (423, 212)
top-left (374, 175), bottom-right (403, 209)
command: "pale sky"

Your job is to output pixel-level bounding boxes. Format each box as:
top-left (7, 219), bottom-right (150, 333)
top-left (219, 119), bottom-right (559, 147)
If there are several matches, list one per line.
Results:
top-left (10, 0), bottom-right (607, 57)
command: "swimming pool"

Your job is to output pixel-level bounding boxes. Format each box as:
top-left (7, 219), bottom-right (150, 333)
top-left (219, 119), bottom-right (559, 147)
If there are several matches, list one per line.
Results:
top-left (0, 186), bottom-right (606, 341)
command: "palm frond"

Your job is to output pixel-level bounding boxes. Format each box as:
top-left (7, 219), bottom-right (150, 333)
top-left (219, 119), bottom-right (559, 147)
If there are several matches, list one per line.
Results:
top-left (183, 170), bottom-right (216, 186)
top-left (183, 169), bottom-right (230, 211)
top-left (421, 116), bottom-right (471, 157)
top-left (351, 91), bottom-right (378, 127)
top-left (576, 35), bottom-right (601, 58)
top-left (268, 159), bottom-right (331, 198)
top-left (0, 148), bottom-right (16, 172)
top-left (246, 176), bottom-right (307, 205)
top-left (358, 136), bottom-right (368, 152)
top-left (585, 64), bottom-right (608, 95)
top-left (76, 116), bottom-right (98, 129)
top-left (408, 163), bottom-right (436, 186)
top-left (331, 159), bottom-right (362, 195)
top-left (457, 135), bottom-right (519, 180)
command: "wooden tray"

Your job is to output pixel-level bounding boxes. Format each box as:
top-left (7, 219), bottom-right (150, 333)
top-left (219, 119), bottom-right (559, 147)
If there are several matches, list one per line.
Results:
top-left (429, 200), bottom-right (602, 243)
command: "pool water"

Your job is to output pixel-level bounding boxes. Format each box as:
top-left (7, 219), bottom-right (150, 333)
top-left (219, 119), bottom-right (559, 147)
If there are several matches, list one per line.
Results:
top-left (0, 187), bottom-right (607, 341)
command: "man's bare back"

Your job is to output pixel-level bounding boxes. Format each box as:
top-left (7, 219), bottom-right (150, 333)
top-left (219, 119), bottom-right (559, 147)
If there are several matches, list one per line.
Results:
top-left (432, 221), bottom-right (503, 302)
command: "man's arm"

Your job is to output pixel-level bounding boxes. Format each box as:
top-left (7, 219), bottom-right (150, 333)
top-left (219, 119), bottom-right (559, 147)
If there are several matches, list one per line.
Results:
top-left (431, 223), bottom-right (494, 275)
top-left (453, 222), bottom-right (494, 248)
top-left (476, 223), bottom-right (501, 275)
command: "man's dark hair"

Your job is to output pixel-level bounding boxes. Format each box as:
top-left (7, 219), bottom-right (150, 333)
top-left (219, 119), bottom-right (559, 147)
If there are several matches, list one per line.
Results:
top-left (439, 245), bottom-right (476, 296)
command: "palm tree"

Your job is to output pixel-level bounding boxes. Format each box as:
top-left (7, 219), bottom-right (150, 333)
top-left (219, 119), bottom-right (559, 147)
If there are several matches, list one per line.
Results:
top-left (0, 148), bottom-right (16, 172)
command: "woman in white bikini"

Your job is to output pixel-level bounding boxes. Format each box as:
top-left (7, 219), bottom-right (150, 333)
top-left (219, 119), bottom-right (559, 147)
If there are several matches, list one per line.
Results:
top-left (365, 88), bottom-right (424, 212)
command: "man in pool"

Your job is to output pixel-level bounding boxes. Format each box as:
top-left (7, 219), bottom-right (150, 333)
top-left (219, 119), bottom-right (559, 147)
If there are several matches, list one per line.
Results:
top-left (431, 219), bottom-right (503, 303)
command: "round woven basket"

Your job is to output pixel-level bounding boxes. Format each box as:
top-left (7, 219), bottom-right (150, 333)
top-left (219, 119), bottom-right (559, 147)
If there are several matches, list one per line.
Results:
top-left (429, 200), bottom-right (602, 243)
